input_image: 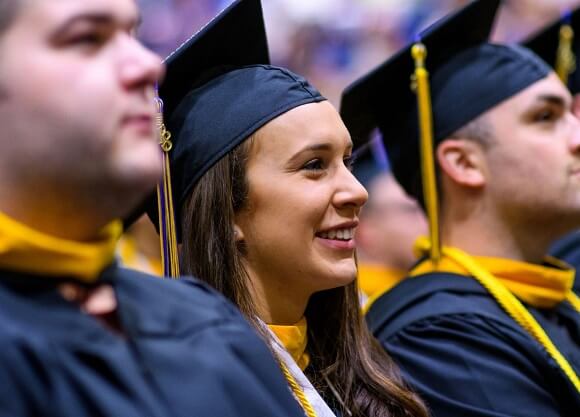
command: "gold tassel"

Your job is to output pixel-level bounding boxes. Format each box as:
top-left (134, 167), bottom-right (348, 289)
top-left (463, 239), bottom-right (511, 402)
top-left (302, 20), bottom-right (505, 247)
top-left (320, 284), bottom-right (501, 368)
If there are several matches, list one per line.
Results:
top-left (556, 22), bottom-right (575, 84)
top-left (155, 94), bottom-right (180, 278)
top-left (411, 42), bottom-right (441, 263)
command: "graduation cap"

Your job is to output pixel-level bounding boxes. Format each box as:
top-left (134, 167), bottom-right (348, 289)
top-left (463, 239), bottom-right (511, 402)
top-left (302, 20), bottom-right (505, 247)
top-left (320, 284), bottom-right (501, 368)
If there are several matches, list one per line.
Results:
top-left (524, 7), bottom-right (580, 93)
top-left (340, 0), bottom-right (551, 261)
top-left (150, 0), bottom-right (326, 276)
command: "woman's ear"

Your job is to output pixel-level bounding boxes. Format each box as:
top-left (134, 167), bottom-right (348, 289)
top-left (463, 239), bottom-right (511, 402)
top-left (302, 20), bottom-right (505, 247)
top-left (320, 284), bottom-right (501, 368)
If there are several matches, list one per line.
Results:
top-left (437, 139), bottom-right (486, 188)
top-left (233, 223), bottom-right (245, 242)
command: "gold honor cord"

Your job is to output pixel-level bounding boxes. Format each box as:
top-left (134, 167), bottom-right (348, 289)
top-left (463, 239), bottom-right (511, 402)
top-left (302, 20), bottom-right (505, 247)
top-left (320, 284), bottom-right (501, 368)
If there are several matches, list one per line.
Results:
top-left (277, 359), bottom-right (318, 417)
top-left (155, 95), bottom-right (180, 278)
top-left (568, 291), bottom-right (580, 312)
top-left (411, 42), bottom-right (441, 263)
top-left (556, 23), bottom-right (575, 85)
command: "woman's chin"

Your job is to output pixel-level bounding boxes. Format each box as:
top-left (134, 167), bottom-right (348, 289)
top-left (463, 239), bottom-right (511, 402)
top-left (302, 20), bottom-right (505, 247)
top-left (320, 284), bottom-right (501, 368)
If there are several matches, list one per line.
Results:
top-left (315, 263), bottom-right (358, 292)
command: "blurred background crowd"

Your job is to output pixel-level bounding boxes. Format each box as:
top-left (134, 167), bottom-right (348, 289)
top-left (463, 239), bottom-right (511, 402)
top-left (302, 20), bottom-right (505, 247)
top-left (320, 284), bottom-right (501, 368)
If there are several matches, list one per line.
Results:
top-left (137, 0), bottom-right (580, 104)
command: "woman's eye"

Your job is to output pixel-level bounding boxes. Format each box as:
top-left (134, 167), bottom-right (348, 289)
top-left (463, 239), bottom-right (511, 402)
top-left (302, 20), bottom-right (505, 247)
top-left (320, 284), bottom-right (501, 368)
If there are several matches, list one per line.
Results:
top-left (302, 158), bottom-right (325, 171)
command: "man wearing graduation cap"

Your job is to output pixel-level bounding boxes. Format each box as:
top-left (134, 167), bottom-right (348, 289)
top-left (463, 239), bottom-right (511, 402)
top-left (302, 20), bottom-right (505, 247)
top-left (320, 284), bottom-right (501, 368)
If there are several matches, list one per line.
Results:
top-left (0, 1), bottom-right (308, 416)
top-left (342, 0), bottom-right (580, 415)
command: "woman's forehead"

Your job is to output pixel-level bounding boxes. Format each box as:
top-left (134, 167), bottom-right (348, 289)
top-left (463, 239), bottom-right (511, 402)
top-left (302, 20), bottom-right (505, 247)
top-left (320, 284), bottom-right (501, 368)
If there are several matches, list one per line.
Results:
top-left (251, 102), bottom-right (351, 155)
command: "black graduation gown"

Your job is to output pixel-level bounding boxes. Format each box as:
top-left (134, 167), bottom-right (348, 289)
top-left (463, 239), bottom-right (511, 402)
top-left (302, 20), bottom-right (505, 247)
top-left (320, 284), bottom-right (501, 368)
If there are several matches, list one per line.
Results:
top-left (0, 265), bottom-right (304, 417)
top-left (550, 231), bottom-right (580, 295)
top-left (366, 273), bottom-right (580, 417)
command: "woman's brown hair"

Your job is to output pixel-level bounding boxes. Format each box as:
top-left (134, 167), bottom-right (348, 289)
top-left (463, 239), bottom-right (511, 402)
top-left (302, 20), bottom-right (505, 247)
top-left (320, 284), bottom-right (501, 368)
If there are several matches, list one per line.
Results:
top-left (180, 138), bottom-right (429, 417)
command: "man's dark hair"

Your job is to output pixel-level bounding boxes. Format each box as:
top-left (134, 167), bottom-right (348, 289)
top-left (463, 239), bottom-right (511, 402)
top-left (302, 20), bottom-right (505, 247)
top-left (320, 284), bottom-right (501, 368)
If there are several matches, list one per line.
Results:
top-left (448, 114), bottom-right (495, 148)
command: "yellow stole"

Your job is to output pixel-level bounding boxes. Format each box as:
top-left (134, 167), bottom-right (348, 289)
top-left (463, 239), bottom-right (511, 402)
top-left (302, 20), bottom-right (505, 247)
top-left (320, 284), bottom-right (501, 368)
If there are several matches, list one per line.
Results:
top-left (411, 252), bottom-right (575, 309)
top-left (0, 211), bottom-right (121, 283)
top-left (268, 317), bottom-right (310, 371)
top-left (358, 263), bottom-right (406, 300)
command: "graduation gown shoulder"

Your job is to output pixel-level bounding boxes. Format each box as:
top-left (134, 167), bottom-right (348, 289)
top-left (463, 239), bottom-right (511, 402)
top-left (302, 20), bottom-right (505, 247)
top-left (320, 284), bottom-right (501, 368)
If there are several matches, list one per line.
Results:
top-left (366, 272), bottom-right (580, 417)
top-left (0, 266), bottom-right (304, 417)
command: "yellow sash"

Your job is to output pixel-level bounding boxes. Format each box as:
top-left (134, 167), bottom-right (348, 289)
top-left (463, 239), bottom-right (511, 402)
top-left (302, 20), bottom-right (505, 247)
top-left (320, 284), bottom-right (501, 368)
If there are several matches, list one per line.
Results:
top-left (411, 251), bottom-right (574, 309)
top-left (358, 264), bottom-right (406, 300)
top-left (268, 317), bottom-right (310, 371)
top-left (0, 211), bottom-right (121, 283)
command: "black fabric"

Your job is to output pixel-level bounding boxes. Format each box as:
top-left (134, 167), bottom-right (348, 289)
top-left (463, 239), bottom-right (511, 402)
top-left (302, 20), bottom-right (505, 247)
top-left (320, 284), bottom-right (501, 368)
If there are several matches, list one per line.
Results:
top-left (141, 0), bottom-right (326, 239)
top-left (0, 266), bottom-right (304, 417)
top-left (367, 273), bottom-right (580, 417)
top-left (159, 0), bottom-right (270, 118)
top-left (340, 0), bottom-right (552, 200)
top-left (524, 7), bottom-right (580, 94)
top-left (550, 231), bottom-right (580, 295)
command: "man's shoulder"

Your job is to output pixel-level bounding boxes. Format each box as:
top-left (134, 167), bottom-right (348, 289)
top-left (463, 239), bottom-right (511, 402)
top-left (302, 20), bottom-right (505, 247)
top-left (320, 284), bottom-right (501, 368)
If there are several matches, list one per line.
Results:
top-left (366, 272), bottom-right (519, 341)
top-left (369, 273), bottom-right (580, 417)
top-left (108, 267), bottom-right (258, 343)
top-left (112, 266), bottom-right (240, 319)
top-left (0, 266), bottom-right (244, 344)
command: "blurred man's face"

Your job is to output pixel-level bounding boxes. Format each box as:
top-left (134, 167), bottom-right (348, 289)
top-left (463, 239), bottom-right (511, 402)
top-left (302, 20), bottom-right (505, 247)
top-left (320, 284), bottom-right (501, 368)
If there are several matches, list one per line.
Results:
top-left (357, 173), bottom-right (427, 270)
top-left (0, 0), bottom-right (164, 217)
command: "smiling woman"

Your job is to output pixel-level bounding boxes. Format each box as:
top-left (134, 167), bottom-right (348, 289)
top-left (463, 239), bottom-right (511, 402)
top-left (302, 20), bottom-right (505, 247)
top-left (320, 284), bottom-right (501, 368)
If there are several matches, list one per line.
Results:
top-left (149, 1), bottom-right (429, 416)
top-left (230, 101), bottom-right (366, 321)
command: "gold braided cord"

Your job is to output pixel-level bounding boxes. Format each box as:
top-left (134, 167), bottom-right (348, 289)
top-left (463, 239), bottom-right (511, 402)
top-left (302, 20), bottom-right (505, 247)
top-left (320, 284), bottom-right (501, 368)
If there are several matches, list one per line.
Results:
top-left (556, 24), bottom-right (576, 84)
top-left (156, 183), bottom-right (166, 272)
top-left (277, 359), bottom-right (318, 417)
top-left (411, 42), bottom-right (441, 263)
top-left (155, 96), bottom-right (180, 279)
top-left (414, 239), bottom-right (580, 392)
top-left (567, 292), bottom-right (580, 312)
top-left (162, 152), bottom-right (180, 278)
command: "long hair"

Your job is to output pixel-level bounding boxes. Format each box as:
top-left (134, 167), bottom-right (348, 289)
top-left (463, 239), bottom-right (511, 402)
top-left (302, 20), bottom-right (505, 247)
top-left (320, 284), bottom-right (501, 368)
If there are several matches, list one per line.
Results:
top-left (180, 139), bottom-right (429, 417)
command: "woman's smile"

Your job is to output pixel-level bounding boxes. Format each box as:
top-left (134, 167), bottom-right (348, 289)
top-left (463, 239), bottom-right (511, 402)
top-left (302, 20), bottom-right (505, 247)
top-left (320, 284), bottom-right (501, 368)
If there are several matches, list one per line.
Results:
top-left (315, 221), bottom-right (358, 250)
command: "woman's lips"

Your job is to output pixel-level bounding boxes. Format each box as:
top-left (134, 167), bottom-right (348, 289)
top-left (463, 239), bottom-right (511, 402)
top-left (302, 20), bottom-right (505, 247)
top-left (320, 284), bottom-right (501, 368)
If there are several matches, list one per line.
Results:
top-left (315, 236), bottom-right (356, 250)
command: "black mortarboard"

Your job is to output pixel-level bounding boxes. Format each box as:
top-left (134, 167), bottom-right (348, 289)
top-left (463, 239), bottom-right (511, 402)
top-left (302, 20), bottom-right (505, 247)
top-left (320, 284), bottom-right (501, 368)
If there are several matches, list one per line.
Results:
top-left (151, 0), bottom-right (325, 246)
top-left (524, 7), bottom-right (580, 94)
top-left (340, 0), bottom-right (551, 202)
